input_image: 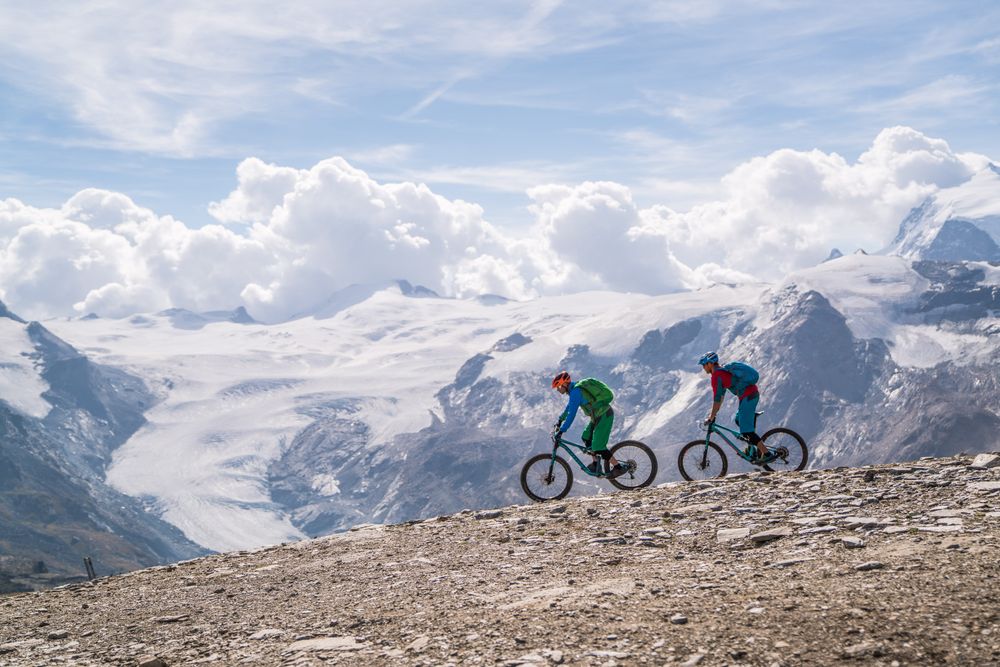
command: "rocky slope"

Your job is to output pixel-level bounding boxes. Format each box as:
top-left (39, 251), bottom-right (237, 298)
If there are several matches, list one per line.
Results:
top-left (2, 454), bottom-right (998, 666)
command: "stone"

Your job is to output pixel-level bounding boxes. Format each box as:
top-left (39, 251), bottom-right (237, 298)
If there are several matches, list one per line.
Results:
top-left (249, 629), bottom-right (285, 640)
top-left (585, 650), bottom-right (631, 658)
top-left (137, 657), bottom-right (167, 667)
top-left (969, 481), bottom-right (1000, 493)
top-left (678, 503), bottom-right (722, 513)
top-left (669, 613), bottom-right (688, 624)
top-left (283, 636), bottom-right (367, 653)
top-left (749, 526), bottom-right (792, 543)
top-left (406, 635), bottom-right (431, 652)
top-left (841, 516), bottom-right (889, 529)
top-left (680, 653), bottom-right (706, 666)
top-left (970, 453), bottom-right (1000, 470)
top-left (770, 558), bottom-right (815, 568)
top-left (841, 537), bottom-right (865, 549)
top-left (152, 614), bottom-right (189, 623)
top-left (799, 525), bottom-right (838, 535)
top-left (717, 527), bottom-right (752, 542)
top-left (855, 561), bottom-right (884, 571)
top-left (475, 510), bottom-right (504, 520)
top-left (46, 630), bottom-right (69, 640)
top-left (842, 641), bottom-right (880, 658)
top-left (927, 509), bottom-right (966, 518)
top-left (544, 649), bottom-right (565, 663)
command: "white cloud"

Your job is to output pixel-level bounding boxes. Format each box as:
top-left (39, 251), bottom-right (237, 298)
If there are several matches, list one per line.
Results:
top-left (660, 126), bottom-right (986, 277)
top-left (0, 127), bottom-right (992, 322)
top-left (527, 181), bottom-right (701, 293)
top-left (208, 158), bottom-right (304, 225)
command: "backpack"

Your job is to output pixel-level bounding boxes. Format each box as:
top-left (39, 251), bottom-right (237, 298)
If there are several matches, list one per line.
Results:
top-left (722, 362), bottom-right (759, 388)
top-left (576, 378), bottom-right (614, 409)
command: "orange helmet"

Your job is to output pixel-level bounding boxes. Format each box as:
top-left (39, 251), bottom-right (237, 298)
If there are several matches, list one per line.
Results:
top-left (551, 371), bottom-right (571, 390)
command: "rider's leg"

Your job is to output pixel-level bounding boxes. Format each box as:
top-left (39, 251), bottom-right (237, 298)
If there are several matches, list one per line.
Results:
top-left (589, 409), bottom-right (617, 470)
top-left (581, 423), bottom-right (600, 472)
top-left (737, 395), bottom-right (766, 458)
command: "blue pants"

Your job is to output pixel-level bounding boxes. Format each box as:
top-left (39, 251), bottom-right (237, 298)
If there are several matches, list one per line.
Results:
top-left (735, 394), bottom-right (759, 435)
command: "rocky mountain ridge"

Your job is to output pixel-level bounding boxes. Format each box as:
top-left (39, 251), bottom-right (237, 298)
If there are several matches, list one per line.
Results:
top-left (0, 302), bottom-right (206, 592)
top-left (1, 453), bottom-right (998, 666)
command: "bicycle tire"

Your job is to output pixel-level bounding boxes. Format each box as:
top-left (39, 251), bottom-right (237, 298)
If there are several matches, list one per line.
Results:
top-left (677, 440), bottom-right (728, 481)
top-left (760, 427), bottom-right (808, 472)
top-left (520, 453), bottom-right (573, 502)
top-left (607, 440), bottom-right (658, 490)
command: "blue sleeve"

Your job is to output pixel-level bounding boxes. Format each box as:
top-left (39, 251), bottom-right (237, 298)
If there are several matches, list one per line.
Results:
top-left (559, 387), bottom-right (582, 432)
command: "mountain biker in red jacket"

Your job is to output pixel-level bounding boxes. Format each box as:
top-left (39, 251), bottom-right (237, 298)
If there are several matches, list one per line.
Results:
top-left (699, 352), bottom-right (767, 460)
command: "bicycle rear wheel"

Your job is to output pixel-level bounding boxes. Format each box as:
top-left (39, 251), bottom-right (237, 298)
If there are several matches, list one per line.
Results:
top-left (520, 454), bottom-right (573, 502)
top-left (677, 440), bottom-right (728, 481)
top-left (760, 428), bottom-right (808, 472)
top-left (607, 440), bottom-right (658, 490)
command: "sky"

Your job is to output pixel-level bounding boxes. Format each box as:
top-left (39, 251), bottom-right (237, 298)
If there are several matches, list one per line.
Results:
top-left (0, 1), bottom-right (998, 321)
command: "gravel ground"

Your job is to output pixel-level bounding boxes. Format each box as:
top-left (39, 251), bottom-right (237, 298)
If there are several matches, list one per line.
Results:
top-left (2, 453), bottom-right (999, 666)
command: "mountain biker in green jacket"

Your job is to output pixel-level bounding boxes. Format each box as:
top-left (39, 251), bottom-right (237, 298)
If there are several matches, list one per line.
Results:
top-left (552, 371), bottom-right (626, 477)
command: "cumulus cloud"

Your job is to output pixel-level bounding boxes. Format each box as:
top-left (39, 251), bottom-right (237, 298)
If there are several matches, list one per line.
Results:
top-left (0, 127), bottom-right (993, 321)
top-left (528, 181), bottom-right (701, 293)
top-left (660, 126), bottom-right (985, 278)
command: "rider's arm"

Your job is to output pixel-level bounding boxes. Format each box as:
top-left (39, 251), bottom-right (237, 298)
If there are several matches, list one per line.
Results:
top-left (708, 370), bottom-right (729, 420)
top-left (559, 386), bottom-right (582, 432)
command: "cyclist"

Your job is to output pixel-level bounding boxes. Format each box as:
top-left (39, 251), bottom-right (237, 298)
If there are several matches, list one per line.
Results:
top-left (551, 371), bottom-right (626, 478)
top-left (698, 352), bottom-right (767, 461)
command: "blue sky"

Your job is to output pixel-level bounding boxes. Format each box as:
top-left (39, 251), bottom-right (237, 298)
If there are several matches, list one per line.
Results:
top-left (1, 1), bottom-right (997, 230)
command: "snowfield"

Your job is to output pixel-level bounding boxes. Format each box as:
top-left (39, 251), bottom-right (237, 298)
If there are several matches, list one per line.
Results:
top-left (0, 318), bottom-right (51, 418)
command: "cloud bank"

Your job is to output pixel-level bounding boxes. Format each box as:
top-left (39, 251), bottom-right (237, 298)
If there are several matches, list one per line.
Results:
top-left (0, 127), bottom-right (992, 322)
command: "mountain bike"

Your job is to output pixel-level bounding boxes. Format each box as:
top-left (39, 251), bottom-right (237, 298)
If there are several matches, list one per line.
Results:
top-left (677, 416), bottom-right (807, 480)
top-left (520, 429), bottom-right (658, 502)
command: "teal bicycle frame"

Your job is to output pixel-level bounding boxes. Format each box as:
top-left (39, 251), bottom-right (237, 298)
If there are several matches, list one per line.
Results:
top-left (550, 434), bottom-right (611, 477)
top-left (703, 420), bottom-right (777, 464)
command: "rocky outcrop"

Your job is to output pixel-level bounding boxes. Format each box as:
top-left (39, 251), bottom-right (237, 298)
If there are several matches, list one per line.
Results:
top-left (2, 455), bottom-right (997, 665)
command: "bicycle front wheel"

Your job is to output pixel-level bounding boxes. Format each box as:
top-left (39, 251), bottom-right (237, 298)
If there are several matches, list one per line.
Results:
top-left (608, 440), bottom-right (658, 490)
top-left (520, 454), bottom-right (573, 502)
top-left (760, 427), bottom-right (808, 472)
top-left (677, 440), bottom-right (728, 481)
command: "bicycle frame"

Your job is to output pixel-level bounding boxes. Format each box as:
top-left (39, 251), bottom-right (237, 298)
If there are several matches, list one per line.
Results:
top-left (703, 421), bottom-right (768, 463)
top-left (549, 436), bottom-right (606, 477)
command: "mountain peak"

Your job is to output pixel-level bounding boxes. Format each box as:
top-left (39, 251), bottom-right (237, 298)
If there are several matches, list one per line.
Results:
top-left (158, 306), bottom-right (260, 330)
top-left (884, 165), bottom-right (1000, 262)
top-left (0, 299), bottom-right (27, 324)
top-left (823, 248), bottom-right (844, 263)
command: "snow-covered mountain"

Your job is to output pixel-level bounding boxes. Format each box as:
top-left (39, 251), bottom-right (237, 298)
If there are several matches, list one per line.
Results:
top-left (34, 253), bottom-right (998, 555)
top-left (3, 166), bottom-right (998, 571)
top-left (0, 303), bottom-right (205, 588)
top-left (885, 163), bottom-right (1000, 262)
